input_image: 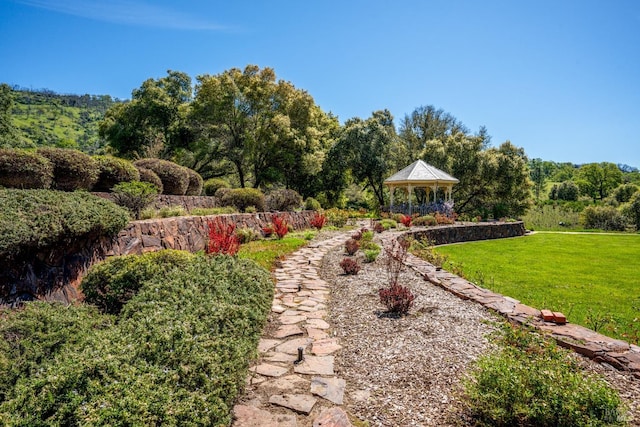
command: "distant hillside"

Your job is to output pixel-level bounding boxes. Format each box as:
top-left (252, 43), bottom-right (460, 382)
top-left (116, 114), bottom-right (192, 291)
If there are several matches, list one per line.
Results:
top-left (9, 86), bottom-right (123, 153)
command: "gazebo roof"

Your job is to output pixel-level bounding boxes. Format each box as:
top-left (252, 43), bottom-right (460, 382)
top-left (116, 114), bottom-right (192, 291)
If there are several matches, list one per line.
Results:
top-left (384, 160), bottom-right (459, 185)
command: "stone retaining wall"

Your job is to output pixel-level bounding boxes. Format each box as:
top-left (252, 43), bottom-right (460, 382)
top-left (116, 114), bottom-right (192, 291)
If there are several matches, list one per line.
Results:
top-left (0, 211), bottom-right (316, 307)
top-left (406, 221), bottom-right (526, 245)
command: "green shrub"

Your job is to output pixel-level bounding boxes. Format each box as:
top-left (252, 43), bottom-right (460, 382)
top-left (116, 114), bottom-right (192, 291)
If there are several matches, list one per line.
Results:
top-left (92, 155), bottom-right (140, 192)
top-left (158, 205), bottom-right (187, 218)
top-left (363, 248), bottom-right (380, 263)
top-left (581, 205), bottom-right (628, 231)
top-left (184, 168), bottom-right (204, 196)
top-left (1, 255), bottom-right (273, 426)
top-left (190, 206), bottom-right (237, 216)
top-left (464, 323), bottom-right (625, 426)
top-left (112, 181), bottom-right (159, 220)
top-left (265, 188), bottom-right (302, 211)
top-left (304, 197), bottom-right (322, 211)
top-left (37, 147), bottom-right (99, 191)
top-left (0, 189), bottom-right (129, 259)
top-left (380, 218), bottom-right (397, 230)
top-left (236, 227), bottom-right (260, 244)
top-left (612, 183), bottom-right (639, 204)
top-left (220, 188), bottom-right (265, 212)
top-left (81, 250), bottom-right (196, 315)
top-left (135, 165), bottom-right (163, 193)
top-left (325, 208), bottom-right (350, 228)
top-left (0, 148), bottom-right (52, 189)
top-left (413, 215), bottom-right (437, 227)
top-left (133, 158), bottom-right (189, 195)
top-left (621, 191), bottom-right (640, 230)
top-left (203, 178), bottom-right (230, 196)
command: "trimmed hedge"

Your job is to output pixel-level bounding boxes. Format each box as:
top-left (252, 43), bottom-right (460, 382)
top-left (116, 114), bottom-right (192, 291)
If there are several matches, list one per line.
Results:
top-left (203, 178), bottom-right (230, 196)
top-left (135, 166), bottom-right (164, 193)
top-left (37, 147), bottom-right (99, 191)
top-left (133, 158), bottom-right (189, 195)
top-left (0, 254), bottom-right (273, 426)
top-left (0, 148), bottom-right (53, 189)
top-left (185, 168), bottom-right (204, 196)
top-left (0, 189), bottom-right (129, 259)
top-left (265, 188), bottom-right (302, 212)
top-left (93, 155), bottom-right (140, 192)
top-left (220, 188), bottom-right (266, 212)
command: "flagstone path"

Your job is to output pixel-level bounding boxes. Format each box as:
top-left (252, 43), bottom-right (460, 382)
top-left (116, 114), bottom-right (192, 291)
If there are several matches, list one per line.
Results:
top-left (232, 232), bottom-right (355, 427)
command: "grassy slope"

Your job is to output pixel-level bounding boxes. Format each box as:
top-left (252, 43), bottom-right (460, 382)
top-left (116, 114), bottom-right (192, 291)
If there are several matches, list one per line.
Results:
top-left (238, 232), bottom-right (313, 270)
top-left (435, 233), bottom-right (640, 343)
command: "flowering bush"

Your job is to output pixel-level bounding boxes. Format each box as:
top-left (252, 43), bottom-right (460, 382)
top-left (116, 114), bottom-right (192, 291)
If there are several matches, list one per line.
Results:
top-left (340, 258), bottom-right (361, 275)
top-left (271, 214), bottom-right (289, 239)
top-left (379, 284), bottom-right (415, 315)
top-left (344, 238), bottom-right (360, 255)
top-left (310, 212), bottom-right (327, 230)
top-left (206, 218), bottom-right (240, 255)
top-left (399, 214), bottom-right (412, 227)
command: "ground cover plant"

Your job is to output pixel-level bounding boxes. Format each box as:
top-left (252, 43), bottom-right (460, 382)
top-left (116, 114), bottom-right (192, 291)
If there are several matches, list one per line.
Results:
top-left (432, 233), bottom-right (640, 343)
top-left (0, 252), bottom-right (273, 426)
top-left (238, 232), bottom-right (310, 270)
top-left (0, 189), bottom-right (129, 259)
top-left (464, 322), bottom-right (625, 426)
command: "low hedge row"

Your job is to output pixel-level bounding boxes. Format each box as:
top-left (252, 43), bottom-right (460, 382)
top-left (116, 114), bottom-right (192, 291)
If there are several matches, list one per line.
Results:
top-left (0, 252), bottom-right (273, 426)
top-left (0, 148), bottom-right (203, 195)
top-left (0, 189), bottom-right (129, 259)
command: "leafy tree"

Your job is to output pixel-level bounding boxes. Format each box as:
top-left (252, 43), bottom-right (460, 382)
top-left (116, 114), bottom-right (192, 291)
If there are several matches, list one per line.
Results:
top-left (99, 70), bottom-right (193, 159)
top-left (576, 162), bottom-right (623, 202)
top-left (332, 110), bottom-right (402, 207)
top-left (190, 65), bottom-right (335, 190)
top-left (529, 158), bottom-right (545, 201)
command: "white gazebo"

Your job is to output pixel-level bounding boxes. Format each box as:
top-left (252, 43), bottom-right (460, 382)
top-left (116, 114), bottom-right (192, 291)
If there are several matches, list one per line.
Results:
top-left (384, 160), bottom-right (459, 213)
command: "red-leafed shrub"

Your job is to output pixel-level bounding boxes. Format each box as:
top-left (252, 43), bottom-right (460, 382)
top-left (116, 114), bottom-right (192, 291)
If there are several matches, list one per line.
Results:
top-left (351, 230), bottom-right (363, 240)
top-left (379, 284), bottom-right (415, 315)
top-left (399, 214), bottom-right (412, 227)
top-left (206, 218), bottom-right (240, 255)
top-left (344, 238), bottom-right (359, 255)
top-left (262, 225), bottom-right (274, 238)
top-left (373, 222), bottom-right (384, 234)
top-left (310, 212), bottom-right (327, 230)
top-left (340, 258), bottom-right (361, 275)
top-left (271, 214), bottom-right (289, 239)
top-left (435, 212), bottom-right (456, 225)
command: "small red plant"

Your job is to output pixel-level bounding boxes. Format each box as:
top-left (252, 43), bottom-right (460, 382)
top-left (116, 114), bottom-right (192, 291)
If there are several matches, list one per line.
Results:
top-left (340, 258), bottom-right (361, 275)
top-left (310, 212), bottom-right (327, 230)
top-left (344, 238), bottom-right (360, 255)
top-left (399, 214), bottom-right (412, 227)
top-left (373, 222), bottom-right (384, 234)
top-left (435, 212), bottom-right (455, 225)
top-left (271, 214), bottom-right (289, 239)
top-left (379, 284), bottom-right (415, 315)
top-left (206, 217), bottom-right (240, 256)
top-left (352, 230), bottom-right (363, 240)
top-left (262, 225), bottom-right (274, 237)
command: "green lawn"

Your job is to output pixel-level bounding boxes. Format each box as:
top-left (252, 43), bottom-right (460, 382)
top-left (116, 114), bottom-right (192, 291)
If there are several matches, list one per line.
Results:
top-left (434, 233), bottom-right (640, 343)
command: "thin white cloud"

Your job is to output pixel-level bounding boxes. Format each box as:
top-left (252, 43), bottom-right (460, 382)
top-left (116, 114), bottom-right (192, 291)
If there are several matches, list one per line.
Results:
top-left (15, 0), bottom-right (230, 31)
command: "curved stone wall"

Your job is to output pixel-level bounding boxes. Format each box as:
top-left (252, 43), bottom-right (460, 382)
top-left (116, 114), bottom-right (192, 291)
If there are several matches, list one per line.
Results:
top-left (406, 221), bottom-right (526, 245)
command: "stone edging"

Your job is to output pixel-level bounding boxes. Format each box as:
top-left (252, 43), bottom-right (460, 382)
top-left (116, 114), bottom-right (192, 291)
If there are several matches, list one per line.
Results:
top-left (400, 232), bottom-right (640, 379)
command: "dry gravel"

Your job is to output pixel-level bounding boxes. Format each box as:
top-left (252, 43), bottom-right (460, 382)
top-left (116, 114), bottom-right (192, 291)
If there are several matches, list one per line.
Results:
top-left (320, 231), bottom-right (640, 426)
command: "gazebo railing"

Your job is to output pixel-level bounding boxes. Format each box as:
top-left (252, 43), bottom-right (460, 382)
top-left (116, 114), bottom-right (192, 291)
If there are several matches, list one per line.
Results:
top-left (382, 200), bottom-right (455, 217)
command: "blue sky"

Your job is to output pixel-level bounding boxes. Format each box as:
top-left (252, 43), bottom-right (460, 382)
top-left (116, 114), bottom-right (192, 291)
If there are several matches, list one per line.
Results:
top-left (1, 0), bottom-right (639, 167)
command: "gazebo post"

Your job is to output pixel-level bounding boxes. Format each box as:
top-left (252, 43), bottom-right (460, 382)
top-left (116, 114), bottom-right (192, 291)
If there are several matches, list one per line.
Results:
top-left (389, 186), bottom-right (395, 213)
top-left (407, 184), bottom-right (413, 215)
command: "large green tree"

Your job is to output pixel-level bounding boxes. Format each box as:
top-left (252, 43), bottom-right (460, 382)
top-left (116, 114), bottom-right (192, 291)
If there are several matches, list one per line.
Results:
top-left (576, 162), bottom-right (623, 202)
top-left (99, 71), bottom-right (193, 159)
top-left (190, 65), bottom-right (336, 190)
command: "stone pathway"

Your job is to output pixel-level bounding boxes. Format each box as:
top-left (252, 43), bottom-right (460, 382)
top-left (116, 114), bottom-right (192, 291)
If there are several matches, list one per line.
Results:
top-left (232, 233), bottom-right (355, 427)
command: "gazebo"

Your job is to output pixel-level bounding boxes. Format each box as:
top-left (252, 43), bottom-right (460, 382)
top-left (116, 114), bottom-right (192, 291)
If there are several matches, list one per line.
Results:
top-left (384, 160), bottom-right (459, 214)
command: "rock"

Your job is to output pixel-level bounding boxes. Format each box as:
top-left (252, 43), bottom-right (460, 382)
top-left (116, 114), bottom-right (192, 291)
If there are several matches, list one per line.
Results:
top-left (294, 355), bottom-right (335, 375)
top-left (273, 324), bottom-right (304, 339)
top-left (275, 337), bottom-right (313, 354)
top-left (250, 363), bottom-right (289, 378)
top-left (311, 376), bottom-right (346, 404)
top-left (258, 339), bottom-right (281, 353)
top-left (311, 338), bottom-right (342, 355)
top-left (233, 404), bottom-right (297, 427)
top-left (312, 407), bottom-right (353, 427)
top-left (268, 394), bottom-right (317, 415)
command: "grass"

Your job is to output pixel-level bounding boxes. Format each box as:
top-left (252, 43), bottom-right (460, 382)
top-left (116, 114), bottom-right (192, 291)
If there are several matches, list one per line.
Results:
top-left (433, 233), bottom-right (640, 344)
top-left (521, 204), bottom-right (582, 231)
top-left (237, 232), bottom-right (313, 270)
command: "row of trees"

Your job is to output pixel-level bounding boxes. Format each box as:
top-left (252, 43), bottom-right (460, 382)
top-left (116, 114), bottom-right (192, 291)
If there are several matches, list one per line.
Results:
top-left (96, 66), bottom-right (531, 217)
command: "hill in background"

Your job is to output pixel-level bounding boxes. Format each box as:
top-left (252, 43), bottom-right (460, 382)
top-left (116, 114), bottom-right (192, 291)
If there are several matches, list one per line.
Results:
top-left (9, 86), bottom-right (121, 153)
